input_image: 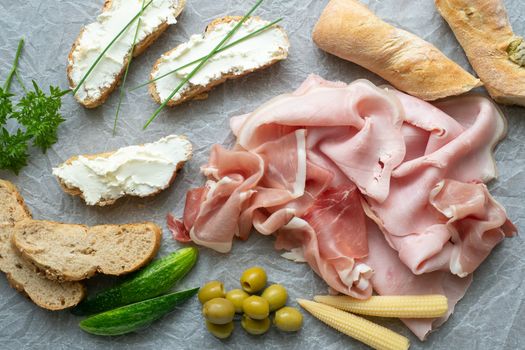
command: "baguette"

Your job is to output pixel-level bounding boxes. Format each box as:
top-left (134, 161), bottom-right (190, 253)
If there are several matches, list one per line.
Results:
top-left (149, 16), bottom-right (289, 107)
top-left (0, 180), bottom-right (85, 310)
top-left (12, 220), bottom-right (161, 282)
top-left (53, 135), bottom-right (192, 206)
top-left (312, 0), bottom-right (482, 101)
top-left (435, 0), bottom-right (525, 106)
top-left (67, 0), bottom-right (186, 108)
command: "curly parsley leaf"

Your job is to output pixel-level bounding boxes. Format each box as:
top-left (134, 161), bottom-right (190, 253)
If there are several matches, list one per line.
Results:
top-left (0, 88), bottom-right (13, 125)
top-left (0, 127), bottom-right (31, 175)
top-left (0, 39), bottom-right (68, 175)
top-left (14, 81), bottom-right (66, 152)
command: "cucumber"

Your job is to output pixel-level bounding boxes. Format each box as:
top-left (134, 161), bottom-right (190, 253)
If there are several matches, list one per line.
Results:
top-left (72, 247), bottom-right (198, 316)
top-left (79, 287), bottom-right (199, 336)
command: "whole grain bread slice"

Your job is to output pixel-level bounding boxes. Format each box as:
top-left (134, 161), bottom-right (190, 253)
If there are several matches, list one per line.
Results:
top-left (12, 220), bottom-right (161, 281)
top-left (67, 0), bottom-right (186, 108)
top-left (149, 16), bottom-right (290, 107)
top-left (0, 180), bottom-right (85, 310)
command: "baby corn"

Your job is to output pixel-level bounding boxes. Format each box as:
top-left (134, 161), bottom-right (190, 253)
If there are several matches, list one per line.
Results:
top-left (314, 295), bottom-right (448, 318)
top-left (298, 299), bottom-right (410, 350)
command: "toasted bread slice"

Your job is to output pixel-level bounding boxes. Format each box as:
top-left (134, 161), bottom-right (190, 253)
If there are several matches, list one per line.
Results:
top-left (149, 16), bottom-right (289, 107)
top-left (12, 220), bottom-right (161, 281)
top-left (0, 180), bottom-right (85, 310)
top-left (312, 0), bottom-right (481, 101)
top-left (52, 135), bottom-right (192, 206)
top-left (67, 0), bottom-right (186, 108)
top-left (435, 0), bottom-right (525, 106)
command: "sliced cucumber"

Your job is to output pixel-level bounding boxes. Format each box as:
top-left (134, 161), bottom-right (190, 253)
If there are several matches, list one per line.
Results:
top-left (79, 287), bottom-right (199, 336)
top-left (73, 247), bottom-right (198, 315)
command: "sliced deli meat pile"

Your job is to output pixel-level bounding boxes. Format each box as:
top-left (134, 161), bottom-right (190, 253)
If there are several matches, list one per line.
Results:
top-left (169, 74), bottom-right (517, 340)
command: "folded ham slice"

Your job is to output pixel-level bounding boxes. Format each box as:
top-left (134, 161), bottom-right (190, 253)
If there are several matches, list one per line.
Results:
top-left (169, 74), bottom-right (516, 339)
top-left (365, 91), bottom-right (517, 276)
top-left (364, 219), bottom-right (473, 340)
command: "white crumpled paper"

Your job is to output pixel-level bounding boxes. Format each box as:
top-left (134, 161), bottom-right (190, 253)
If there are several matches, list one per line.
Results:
top-left (0, 0), bottom-right (523, 349)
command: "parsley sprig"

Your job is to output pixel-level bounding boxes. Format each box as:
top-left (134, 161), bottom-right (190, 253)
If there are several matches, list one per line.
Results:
top-left (0, 39), bottom-right (67, 175)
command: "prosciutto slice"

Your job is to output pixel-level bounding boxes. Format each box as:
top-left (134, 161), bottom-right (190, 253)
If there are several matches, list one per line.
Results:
top-left (169, 75), bottom-right (516, 339)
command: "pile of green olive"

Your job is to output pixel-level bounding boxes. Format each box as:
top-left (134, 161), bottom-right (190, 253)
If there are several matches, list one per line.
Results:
top-left (199, 266), bottom-right (303, 339)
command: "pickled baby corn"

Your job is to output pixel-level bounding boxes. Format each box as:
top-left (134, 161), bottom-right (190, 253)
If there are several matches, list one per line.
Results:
top-left (298, 299), bottom-right (410, 350)
top-left (314, 295), bottom-right (448, 318)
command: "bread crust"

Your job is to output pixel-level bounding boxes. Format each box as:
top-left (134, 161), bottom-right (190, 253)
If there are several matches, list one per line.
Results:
top-left (67, 0), bottom-right (186, 108)
top-left (149, 16), bottom-right (289, 107)
top-left (312, 0), bottom-right (481, 101)
top-left (55, 135), bottom-right (192, 206)
top-left (435, 0), bottom-right (525, 106)
top-left (12, 220), bottom-right (162, 282)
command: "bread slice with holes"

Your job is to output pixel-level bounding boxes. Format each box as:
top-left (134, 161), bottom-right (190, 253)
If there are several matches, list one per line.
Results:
top-left (149, 16), bottom-right (290, 107)
top-left (12, 220), bottom-right (161, 281)
top-left (0, 180), bottom-right (85, 310)
top-left (67, 0), bottom-right (186, 108)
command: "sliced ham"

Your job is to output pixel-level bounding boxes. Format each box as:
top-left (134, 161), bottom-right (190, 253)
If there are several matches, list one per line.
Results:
top-left (364, 220), bottom-right (472, 341)
top-left (365, 91), bottom-right (514, 276)
top-left (235, 77), bottom-right (406, 202)
top-left (169, 74), bottom-right (516, 339)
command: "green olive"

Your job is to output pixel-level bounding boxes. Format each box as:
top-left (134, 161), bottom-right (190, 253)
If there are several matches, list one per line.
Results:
top-left (242, 295), bottom-right (269, 320)
top-left (198, 281), bottom-right (226, 304)
top-left (261, 284), bottom-right (288, 311)
top-left (241, 315), bottom-right (271, 335)
top-left (240, 266), bottom-right (267, 293)
top-left (202, 298), bottom-right (235, 324)
top-left (206, 320), bottom-right (234, 339)
top-left (274, 306), bottom-right (303, 332)
top-left (226, 289), bottom-right (250, 313)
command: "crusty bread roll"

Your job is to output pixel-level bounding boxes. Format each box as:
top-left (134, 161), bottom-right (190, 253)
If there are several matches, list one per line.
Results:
top-left (312, 0), bottom-right (482, 101)
top-left (435, 0), bottom-right (525, 106)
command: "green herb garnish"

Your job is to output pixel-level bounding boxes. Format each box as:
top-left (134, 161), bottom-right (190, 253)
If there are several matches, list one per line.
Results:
top-left (0, 39), bottom-right (67, 174)
top-left (113, 0), bottom-right (146, 135)
top-left (72, 0), bottom-right (153, 96)
top-left (143, 0), bottom-right (265, 129)
top-left (130, 18), bottom-right (283, 91)
top-left (14, 82), bottom-right (68, 152)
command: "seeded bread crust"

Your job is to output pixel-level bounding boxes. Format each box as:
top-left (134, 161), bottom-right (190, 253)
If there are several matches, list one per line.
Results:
top-left (67, 0), bottom-right (186, 108)
top-left (0, 180), bottom-right (85, 310)
top-left (12, 220), bottom-right (162, 282)
top-left (149, 16), bottom-right (290, 107)
top-left (54, 135), bottom-right (192, 206)
top-left (435, 0), bottom-right (525, 106)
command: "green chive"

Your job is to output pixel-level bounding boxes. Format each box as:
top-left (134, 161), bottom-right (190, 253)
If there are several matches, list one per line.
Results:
top-left (4, 38), bottom-right (25, 92)
top-left (130, 18), bottom-right (283, 91)
top-left (113, 0), bottom-right (146, 135)
top-left (143, 0), bottom-right (265, 129)
top-left (72, 0), bottom-right (154, 96)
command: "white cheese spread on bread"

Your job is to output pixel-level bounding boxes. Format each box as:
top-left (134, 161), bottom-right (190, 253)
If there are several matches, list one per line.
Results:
top-left (69, 0), bottom-right (181, 104)
top-left (53, 135), bottom-right (192, 205)
top-left (151, 17), bottom-right (289, 103)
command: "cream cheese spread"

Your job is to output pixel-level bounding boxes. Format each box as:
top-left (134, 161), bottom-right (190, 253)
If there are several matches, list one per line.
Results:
top-left (53, 135), bottom-right (192, 205)
top-left (152, 17), bottom-right (290, 103)
top-left (69, 0), bottom-right (181, 103)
